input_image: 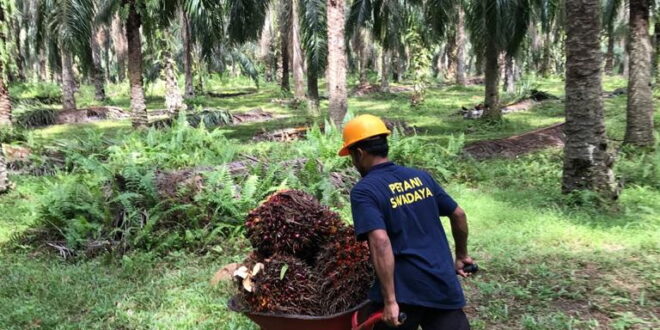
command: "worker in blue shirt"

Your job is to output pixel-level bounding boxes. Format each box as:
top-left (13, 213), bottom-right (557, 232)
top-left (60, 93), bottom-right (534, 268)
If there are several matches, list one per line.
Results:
top-left (339, 115), bottom-right (473, 329)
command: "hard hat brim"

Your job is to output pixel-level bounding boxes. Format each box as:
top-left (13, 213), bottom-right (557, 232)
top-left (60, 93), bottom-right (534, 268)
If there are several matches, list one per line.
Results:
top-left (337, 130), bottom-right (391, 157)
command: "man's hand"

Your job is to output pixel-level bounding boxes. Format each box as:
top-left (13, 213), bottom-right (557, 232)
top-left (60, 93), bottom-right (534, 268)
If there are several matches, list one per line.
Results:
top-left (455, 255), bottom-right (474, 278)
top-left (382, 301), bottom-right (401, 327)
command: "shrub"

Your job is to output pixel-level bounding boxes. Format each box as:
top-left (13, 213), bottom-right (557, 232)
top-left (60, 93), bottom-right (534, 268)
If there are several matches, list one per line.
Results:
top-left (14, 108), bottom-right (57, 128)
top-left (0, 126), bottom-right (28, 143)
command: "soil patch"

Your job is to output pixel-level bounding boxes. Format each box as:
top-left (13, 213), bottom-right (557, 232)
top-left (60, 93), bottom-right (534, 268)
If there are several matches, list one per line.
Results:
top-left (350, 84), bottom-right (415, 97)
top-left (465, 77), bottom-right (484, 85)
top-left (56, 106), bottom-right (129, 124)
top-left (463, 123), bottom-right (565, 160)
top-left (231, 108), bottom-right (277, 123)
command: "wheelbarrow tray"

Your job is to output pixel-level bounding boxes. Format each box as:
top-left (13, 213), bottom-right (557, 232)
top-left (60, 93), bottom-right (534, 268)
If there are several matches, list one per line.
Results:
top-left (228, 297), bottom-right (369, 330)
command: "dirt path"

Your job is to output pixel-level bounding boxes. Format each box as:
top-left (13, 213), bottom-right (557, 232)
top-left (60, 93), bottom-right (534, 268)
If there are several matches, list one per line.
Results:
top-left (463, 123), bottom-right (565, 160)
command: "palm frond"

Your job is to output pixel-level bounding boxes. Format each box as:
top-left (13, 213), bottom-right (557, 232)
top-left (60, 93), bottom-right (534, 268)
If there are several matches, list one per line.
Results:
top-left (424, 0), bottom-right (457, 39)
top-left (185, 0), bottom-right (225, 59)
top-left (227, 0), bottom-right (272, 44)
top-left (602, 0), bottom-right (623, 30)
top-left (300, 0), bottom-right (327, 74)
top-left (346, 0), bottom-right (372, 38)
top-left (95, 0), bottom-right (120, 25)
top-left (231, 48), bottom-right (260, 87)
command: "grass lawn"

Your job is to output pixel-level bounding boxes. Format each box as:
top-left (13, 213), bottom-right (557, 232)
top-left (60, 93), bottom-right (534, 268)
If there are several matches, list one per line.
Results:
top-left (1, 75), bottom-right (658, 329)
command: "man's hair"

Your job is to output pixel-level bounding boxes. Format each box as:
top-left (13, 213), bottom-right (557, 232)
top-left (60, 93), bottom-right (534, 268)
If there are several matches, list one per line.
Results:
top-left (349, 134), bottom-right (389, 157)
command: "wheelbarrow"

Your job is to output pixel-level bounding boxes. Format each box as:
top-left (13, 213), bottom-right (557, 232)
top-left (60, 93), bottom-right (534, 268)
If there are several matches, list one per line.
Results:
top-left (228, 297), bottom-right (370, 330)
top-left (228, 264), bottom-right (478, 330)
top-left (229, 297), bottom-right (406, 330)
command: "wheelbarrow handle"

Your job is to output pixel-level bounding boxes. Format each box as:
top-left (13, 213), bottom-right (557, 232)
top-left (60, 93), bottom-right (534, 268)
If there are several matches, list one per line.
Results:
top-left (352, 310), bottom-right (407, 330)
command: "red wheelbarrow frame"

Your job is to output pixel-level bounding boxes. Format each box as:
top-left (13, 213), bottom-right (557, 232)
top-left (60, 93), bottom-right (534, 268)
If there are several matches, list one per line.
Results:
top-left (228, 297), bottom-right (371, 330)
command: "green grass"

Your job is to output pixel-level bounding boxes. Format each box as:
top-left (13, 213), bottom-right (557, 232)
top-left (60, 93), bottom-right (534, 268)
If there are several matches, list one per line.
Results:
top-left (1, 74), bottom-right (658, 329)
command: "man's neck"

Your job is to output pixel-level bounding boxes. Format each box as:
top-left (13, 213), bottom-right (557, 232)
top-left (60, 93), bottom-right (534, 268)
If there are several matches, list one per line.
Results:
top-left (365, 157), bottom-right (390, 173)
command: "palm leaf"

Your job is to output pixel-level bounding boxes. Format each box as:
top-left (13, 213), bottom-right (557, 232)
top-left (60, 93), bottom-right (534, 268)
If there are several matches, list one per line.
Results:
top-left (227, 0), bottom-right (272, 44)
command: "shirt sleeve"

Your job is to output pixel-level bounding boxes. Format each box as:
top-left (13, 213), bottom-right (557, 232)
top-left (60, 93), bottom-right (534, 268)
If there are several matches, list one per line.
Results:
top-left (350, 186), bottom-right (386, 241)
top-left (427, 175), bottom-right (458, 217)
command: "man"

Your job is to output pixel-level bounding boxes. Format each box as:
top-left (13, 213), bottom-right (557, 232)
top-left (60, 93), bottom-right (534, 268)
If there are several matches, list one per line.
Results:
top-left (339, 115), bottom-right (472, 329)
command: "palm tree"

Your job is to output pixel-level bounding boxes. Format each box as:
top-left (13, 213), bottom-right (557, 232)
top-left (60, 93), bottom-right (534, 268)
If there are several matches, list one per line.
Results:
top-left (603, 0), bottom-right (624, 75)
top-left (280, 4), bottom-right (291, 92)
top-left (0, 0), bottom-right (10, 192)
top-left (0, 146), bottom-right (8, 194)
top-left (181, 11), bottom-right (194, 98)
top-left (124, 0), bottom-right (147, 128)
top-left (327, 0), bottom-right (347, 125)
top-left (0, 0), bottom-right (12, 127)
top-left (347, 0), bottom-right (408, 92)
top-left (228, 0), bottom-right (316, 99)
top-left (624, 0), bottom-right (655, 146)
top-left (110, 14), bottom-right (127, 82)
top-left (175, 0), bottom-right (224, 98)
top-left (455, 5), bottom-right (466, 86)
top-left (37, 0), bottom-right (95, 112)
top-left (91, 23), bottom-right (107, 101)
top-left (301, 0), bottom-right (327, 111)
top-left (563, 0), bottom-right (617, 199)
top-left (291, 0), bottom-right (306, 99)
top-left (464, 0), bottom-right (533, 120)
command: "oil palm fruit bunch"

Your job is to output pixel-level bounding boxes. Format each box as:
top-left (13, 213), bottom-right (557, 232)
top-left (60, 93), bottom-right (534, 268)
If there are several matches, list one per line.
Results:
top-left (234, 190), bottom-right (372, 316)
top-left (245, 190), bottom-right (344, 260)
top-left (235, 254), bottom-right (322, 315)
top-left (315, 226), bottom-right (374, 314)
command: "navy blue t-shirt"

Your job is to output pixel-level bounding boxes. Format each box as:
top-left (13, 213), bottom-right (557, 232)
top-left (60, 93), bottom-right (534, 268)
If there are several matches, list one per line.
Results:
top-left (350, 162), bottom-right (465, 309)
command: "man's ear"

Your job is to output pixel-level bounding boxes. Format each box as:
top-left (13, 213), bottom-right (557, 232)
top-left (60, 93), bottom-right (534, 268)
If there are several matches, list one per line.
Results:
top-left (356, 148), bottom-right (366, 160)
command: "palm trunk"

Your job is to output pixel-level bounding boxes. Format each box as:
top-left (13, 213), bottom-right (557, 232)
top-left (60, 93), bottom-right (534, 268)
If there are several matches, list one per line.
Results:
top-left (357, 29), bottom-right (370, 86)
top-left (483, 38), bottom-right (501, 120)
top-left (163, 51), bottom-right (187, 117)
top-left (60, 51), bottom-right (77, 111)
top-left (540, 33), bottom-right (552, 76)
top-left (456, 7), bottom-right (466, 86)
top-left (0, 65), bottom-right (11, 127)
top-left (655, 22), bottom-right (660, 83)
top-left (38, 48), bottom-right (48, 81)
top-left (111, 14), bottom-right (128, 82)
top-left (625, 0), bottom-right (655, 146)
top-left (622, 38), bottom-right (629, 76)
top-left (446, 35), bottom-right (457, 81)
top-left (181, 11), bottom-right (194, 98)
top-left (101, 26), bottom-right (111, 83)
top-left (504, 54), bottom-right (515, 93)
top-left (327, 0), bottom-right (347, 125)
top-left (563, 0), bottom-right (617, 199)
top-left (605, 27), bottom-right (615, 74)
top-left (291, 0), bottom-right (305, 99)
top-left (125, 0), bottom-right (148, 128)
top-left (393, 52), bottom-right (403, 82)
top-left (91, 27), bottom-right (106, 101)
top-left (12, 18), bottom-right (25, 82)
top-left (380, 49), bottom-right (390, 92)
top-left (0, 147), bottom-right (8, 194)
top-left (307, 68), bottom-right (320, 114)
top-left (281, 23), bottom-right (291, 92)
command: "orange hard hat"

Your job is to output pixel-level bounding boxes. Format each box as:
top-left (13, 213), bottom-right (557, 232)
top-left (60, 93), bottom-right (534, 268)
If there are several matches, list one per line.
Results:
top-left (338, 114), bottom-right (391, 156)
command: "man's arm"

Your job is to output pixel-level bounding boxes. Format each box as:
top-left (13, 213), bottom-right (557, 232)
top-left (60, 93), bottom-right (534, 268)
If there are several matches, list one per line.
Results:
top-left (368, 229), bottom-right (401, 327)
top-left (448, 206), bottom-right (473, 277)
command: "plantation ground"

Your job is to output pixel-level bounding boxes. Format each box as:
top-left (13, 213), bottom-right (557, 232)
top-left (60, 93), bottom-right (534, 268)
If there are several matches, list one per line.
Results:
top-left (1, 75), bottom-right (659, 329)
